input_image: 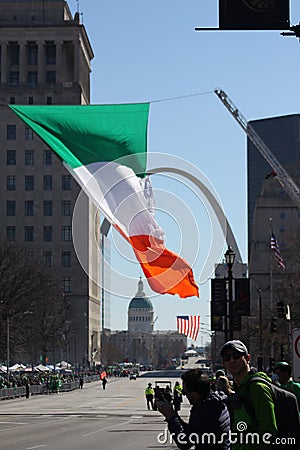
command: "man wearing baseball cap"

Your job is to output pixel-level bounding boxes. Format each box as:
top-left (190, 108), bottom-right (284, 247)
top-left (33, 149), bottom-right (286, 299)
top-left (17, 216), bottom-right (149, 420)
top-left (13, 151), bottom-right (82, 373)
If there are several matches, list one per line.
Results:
top-left (220, 340), bottom-right (277, 449)
top-left (273, 361), bottom-right (300, 408)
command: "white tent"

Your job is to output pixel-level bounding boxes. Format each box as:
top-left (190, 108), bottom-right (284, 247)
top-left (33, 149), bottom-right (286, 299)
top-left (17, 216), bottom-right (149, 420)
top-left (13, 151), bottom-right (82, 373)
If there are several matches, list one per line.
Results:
top-left (0, 365), bottom-right (7, 373)
top-left (183, 349), bottom-right (198, 356)
top-left (9, 363), bottom-right (26, 372)
top-left (56, 361), bottom-right (72, 369)
top-left (34, 364), bottom-right (50, 372)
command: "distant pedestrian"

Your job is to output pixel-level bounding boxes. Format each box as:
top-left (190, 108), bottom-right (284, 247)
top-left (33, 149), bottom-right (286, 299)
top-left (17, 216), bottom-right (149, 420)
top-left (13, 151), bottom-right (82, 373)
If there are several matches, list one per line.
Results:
top-left (164, 385), bottom-right (173, 403)
top-left (25, 382), bottom-right (30, 399)
top-left (102, 377), bottom-right (108, 390)
top-left (145, 382), bottom-right (154, 410)
top-left (79, 376), bottom-right (84, 389)
top-left (173, 381), bottom-right (183, 412)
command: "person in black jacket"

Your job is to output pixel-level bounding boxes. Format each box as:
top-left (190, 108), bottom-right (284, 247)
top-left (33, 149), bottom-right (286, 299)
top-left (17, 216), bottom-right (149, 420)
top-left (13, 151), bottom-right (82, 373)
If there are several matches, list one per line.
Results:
top-left (156, 369), bottom-right (230, 449)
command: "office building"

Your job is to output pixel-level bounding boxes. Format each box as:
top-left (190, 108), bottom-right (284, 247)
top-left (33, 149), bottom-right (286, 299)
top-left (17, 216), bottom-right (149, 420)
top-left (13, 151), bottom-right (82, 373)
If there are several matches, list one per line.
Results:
top-left (0, 0), bottom-right (103, 368)
top-left (247, 114), bottom-right (300, 364)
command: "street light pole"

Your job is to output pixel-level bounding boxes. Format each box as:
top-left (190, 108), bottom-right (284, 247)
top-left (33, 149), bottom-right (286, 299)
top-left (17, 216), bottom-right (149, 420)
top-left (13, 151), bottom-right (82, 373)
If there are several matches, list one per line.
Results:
top-left (225, 246), bottom-right (235, 341)
top-left (7, 317), bottom-right (10, 385)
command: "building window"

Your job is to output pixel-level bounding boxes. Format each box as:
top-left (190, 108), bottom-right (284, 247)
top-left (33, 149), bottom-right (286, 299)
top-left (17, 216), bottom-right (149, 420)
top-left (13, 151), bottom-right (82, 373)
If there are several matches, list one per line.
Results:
top-left (9, 71), bottom-right (19, 86)
top-left (43, 226), bottom-right (52, 242)
top-left (27, 44), bottom-right (38, 65)
top-left (43, 175), bottom-right (52, 191)
top-left (62, 175), bottom-right (71, 190)
top-left (25, 200), bottom-right (34, 216)
top-left (25, 126), bottom-right (34, 140)
top-left (25, 150), bottom-right (34, 165)
top-left (7, 150), bottom-right (16, 165)
top-left (43, 200), bottom-right (52, 216)
top-left (27, 71), bottom-right (37, 86)
top-left (9, 43), bottom-right (19, 65)
top-left (43, 149), bottom-right (52, 165)
top-left (61, 200), bottom-right (71, 216)
top-left (62, 225), bottom-right (72, 241)
top-left (46, 70), bottom-right (56, 85)
top-left (7, 125), bottom-right (16, 140)
top-left (6, 200), bottom-right (16, 216)
top-left (279, 211), bottom-right (287, 221)
top-left (43, 251), bottom-right (52, 267)
top-left (6, 226), bottom-right (16, 241)
top-left (46, 43), bottom-right (56, 65)
top-left (46, 97), bottom-right (52, 105)
top-left (24, 226), bottom-right (34, 241)
top-left (62, 251), bottom-right (71, 267)
top-left (6, 175), bottom-right (16, 191)
top-left (25, 175), bottom-right (34, 191)
top-left (28, 97), bottom-right (33, 105)
top-left (62, 277), bottom-right (71, 293)
top-left (10, 97), bottom-right (15, 104)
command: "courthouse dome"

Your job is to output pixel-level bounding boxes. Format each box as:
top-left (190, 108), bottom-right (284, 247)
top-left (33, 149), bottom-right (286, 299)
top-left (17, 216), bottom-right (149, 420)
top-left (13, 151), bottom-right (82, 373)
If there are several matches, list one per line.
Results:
top-left (128, 278), bottom-right (153, 310)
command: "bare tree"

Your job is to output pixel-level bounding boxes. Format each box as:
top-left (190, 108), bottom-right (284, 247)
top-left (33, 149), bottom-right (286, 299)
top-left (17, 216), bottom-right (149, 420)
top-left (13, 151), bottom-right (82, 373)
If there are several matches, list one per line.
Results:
top-left (0, 239), bottom-right (70, 365)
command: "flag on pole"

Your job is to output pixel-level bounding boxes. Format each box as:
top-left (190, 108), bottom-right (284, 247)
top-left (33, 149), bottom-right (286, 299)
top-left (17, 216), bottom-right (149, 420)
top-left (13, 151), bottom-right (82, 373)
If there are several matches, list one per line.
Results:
top-left (9, 104), bottom-right (199, 298)
top-left (271, 231), bottom-right (285, 270)
top-left (177, 316), bottom-right (201, 341)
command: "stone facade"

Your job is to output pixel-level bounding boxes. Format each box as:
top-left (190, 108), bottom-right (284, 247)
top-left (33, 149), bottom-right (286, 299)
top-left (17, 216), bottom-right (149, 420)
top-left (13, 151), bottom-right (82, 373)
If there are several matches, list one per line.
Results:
top-left (0, 0), bottom-right (101, 368)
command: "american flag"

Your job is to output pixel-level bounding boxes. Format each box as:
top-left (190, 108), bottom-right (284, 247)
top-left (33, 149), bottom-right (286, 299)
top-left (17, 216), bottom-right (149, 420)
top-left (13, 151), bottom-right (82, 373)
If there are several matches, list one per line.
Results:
top-left (176, 316), bottom-right (201, 341)
top-left (271, 232), bottom-right (285, 270)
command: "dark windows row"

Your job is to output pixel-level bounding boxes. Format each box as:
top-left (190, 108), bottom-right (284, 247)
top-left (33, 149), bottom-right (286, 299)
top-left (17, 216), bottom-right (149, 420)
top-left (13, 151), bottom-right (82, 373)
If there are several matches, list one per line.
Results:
top-left (9, 97), bottom-right (52, 105)
top-left (8, 70), bottom-right (56, 87)
top-left (5, 200), bottom-right (72, 216)
top-left (44, 251), bottom-right (72, 268)
top-left (7, 42), bottom-right (56, 66)
top-left (6, 175), bottom-right (71, 191)
top-left (7, 149), bottom-right (52, 164)
top-left (6, 225), bottom-right (72, 242)
top-left (7, 125), bottom-right (34, 140)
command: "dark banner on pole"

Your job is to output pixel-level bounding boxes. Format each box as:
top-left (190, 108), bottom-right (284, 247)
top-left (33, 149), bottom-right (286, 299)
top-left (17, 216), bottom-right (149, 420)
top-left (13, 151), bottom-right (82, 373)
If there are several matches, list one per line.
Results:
top-left (235, 278), bottom-right (250, 316)
top-left (219, 0), bottom-right (290, 30)
top-left (211, 315), bottom-right (224, 332)
top-left (232, 303), bottom-right (242, 330)
top-left (211, 279), bottom-right (227, 316)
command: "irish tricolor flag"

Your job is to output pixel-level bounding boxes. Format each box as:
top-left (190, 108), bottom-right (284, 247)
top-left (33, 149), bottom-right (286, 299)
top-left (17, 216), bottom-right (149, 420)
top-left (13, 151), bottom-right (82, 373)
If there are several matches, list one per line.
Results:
top-left (10, 103), bottom-right (199, 298)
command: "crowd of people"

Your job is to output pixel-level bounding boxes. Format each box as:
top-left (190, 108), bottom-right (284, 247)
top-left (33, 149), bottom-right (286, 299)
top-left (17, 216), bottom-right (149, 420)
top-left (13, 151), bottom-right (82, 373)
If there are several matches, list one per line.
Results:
top-left (153, 339), bottom-right (300, 450)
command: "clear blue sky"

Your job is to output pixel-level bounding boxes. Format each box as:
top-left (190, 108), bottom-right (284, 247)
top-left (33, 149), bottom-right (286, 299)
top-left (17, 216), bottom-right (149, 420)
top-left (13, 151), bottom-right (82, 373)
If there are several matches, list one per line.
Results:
top-left (71, 0), bottom-right (300, 344)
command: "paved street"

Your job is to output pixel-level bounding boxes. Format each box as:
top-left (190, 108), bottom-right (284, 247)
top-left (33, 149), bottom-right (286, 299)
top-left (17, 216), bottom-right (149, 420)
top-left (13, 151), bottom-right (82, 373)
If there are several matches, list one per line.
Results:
top-left (0, 374), bottom-right (188, 450)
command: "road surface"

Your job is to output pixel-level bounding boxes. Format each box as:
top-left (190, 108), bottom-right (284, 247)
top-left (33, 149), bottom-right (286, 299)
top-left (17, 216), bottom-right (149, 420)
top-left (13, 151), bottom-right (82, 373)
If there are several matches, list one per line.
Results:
top-left (0, 373), bottom-right (188, 450)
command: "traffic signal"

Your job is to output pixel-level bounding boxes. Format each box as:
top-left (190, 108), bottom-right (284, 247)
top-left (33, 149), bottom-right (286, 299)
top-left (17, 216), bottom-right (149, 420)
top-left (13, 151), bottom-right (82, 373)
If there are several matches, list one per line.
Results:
top-left (270, 317), bottom-right (277, 333)
top-left (277, 301), bottom-right (286, 318)
top-left (269, 357), bottom-right (275, 372)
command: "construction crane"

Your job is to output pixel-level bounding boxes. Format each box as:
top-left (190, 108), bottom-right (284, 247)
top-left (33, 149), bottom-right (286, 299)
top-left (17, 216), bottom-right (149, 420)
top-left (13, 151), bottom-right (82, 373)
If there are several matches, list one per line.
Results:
top-left (214, 88), bottom-right (300, 208)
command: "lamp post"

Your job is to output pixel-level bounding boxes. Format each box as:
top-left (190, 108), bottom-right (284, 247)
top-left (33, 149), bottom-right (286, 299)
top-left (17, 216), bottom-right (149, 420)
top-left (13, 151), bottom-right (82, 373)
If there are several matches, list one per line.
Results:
top-left (225, 246), bottom-right (235, 341)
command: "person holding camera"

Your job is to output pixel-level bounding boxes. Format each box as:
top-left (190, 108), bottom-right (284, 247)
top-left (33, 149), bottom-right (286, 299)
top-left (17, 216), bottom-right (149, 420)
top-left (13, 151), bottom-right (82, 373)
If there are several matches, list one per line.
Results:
top-left (156, 369), bottom-right (230, 449)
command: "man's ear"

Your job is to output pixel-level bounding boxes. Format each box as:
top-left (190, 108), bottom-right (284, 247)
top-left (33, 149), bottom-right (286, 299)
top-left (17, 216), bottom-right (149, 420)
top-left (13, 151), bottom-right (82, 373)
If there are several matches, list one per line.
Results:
top-left (245, 354), bottom-right (251, 363)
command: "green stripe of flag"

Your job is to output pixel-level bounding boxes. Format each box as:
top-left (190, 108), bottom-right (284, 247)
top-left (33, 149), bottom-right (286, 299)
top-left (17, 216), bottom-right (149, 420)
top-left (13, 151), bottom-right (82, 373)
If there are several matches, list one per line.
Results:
top-left (9, 103), bottom-right (150, 176)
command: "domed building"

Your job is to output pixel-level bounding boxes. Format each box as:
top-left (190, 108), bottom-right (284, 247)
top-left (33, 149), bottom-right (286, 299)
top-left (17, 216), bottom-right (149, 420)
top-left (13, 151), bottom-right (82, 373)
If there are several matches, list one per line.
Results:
top-left (108, 278), bottom-right (187, 368)
top-left (128, 278), bottom-right (154, 333)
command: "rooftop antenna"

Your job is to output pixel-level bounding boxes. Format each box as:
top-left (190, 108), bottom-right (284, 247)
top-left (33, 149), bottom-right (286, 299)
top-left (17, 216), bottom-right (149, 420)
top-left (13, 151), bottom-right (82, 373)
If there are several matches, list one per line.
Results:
top-left (76, 0), bottom-right (79, 13)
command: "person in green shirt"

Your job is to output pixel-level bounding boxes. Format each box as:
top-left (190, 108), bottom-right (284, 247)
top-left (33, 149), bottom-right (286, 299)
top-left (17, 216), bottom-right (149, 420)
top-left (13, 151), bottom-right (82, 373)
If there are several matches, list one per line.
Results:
top-left (273, 361), bottom-right (300, 408)
top-left (221, 340), bottom-right (277, 450)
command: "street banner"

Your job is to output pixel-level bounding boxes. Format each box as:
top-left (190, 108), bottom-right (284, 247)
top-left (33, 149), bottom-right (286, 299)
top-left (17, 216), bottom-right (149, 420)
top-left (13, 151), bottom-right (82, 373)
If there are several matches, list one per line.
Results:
top-left (292, 328), bottom-right (300, 382)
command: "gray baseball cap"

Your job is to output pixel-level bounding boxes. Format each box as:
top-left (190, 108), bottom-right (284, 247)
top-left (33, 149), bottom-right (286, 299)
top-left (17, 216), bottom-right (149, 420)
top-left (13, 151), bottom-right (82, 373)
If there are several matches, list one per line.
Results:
top-left (220, 340), bottom-right (249, 357)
